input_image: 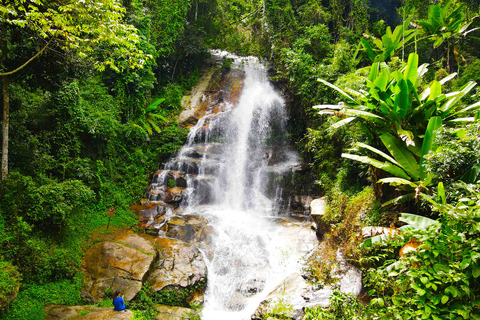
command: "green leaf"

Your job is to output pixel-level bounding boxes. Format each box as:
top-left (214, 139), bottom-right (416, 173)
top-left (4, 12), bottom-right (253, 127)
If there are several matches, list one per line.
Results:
top-left (445, 286), bottom-right (458, 297)
top-left (356, 142), bottom-right (402, 168)
top-left (378, 177), bottom-right (417, 187)
top-left (434, 263), bottom-right (450, 273)
top-left (438, 182), bottom-right (446, 205)
top-left (473, 266), bottom-right (480, 278)
top-left (394, 78), bottom-right (410, 119)
top-left (317, 78), bottom-right (355, 102)
top-left (420, 116), bottom-right (442, 179)
top-left (342, 153), bottom-right (411, 180)
top-left (403, 53), bottom-right (419, 86)
top-left (428, 80), bottom-right (442, 101)
top-left (380, 134), bottom-right (420, 179)
top-left (329, 117), bottom-right (357, 131)
top-left (400, 213), bottom-right (440, 229)
top-left (382, 193), bottom-right (415, 207)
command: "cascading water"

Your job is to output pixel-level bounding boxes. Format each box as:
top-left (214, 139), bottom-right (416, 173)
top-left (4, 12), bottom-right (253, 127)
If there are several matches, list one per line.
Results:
top-left (146, 51), bottom-right (316, 320)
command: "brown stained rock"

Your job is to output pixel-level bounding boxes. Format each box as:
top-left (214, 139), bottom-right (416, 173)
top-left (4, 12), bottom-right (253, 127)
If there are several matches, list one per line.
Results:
top-left (82, 232), bottom-right (156, 302)
top-left (159, 215), bottom-right (210, 244)
top-left (155, 305), bottom-right (199, 320)
top-left (145, 237), bottom-right (207, 304)
top-left (45, 305), bottom-right (134, 320)
top-left (164, 187), bottom-right (185, 203)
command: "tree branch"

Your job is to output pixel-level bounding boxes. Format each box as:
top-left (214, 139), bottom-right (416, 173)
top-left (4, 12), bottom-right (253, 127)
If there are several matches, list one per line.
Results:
top-left (0, 37), bottom-right (54, 76)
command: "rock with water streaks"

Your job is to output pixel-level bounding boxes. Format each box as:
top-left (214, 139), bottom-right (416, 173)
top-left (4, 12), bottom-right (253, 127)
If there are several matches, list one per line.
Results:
top-left (146, 236), bottom-right (207, 305)
top-left (82, 232), bottom-right (156, 302)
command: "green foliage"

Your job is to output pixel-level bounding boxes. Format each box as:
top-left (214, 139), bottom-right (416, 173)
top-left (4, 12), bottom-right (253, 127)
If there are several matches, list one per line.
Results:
top-left (425, 123), bottom-right (480, 183)
top-left (0, 275), bottom-right (84, 320)
top-left (0, 261), bottom-right (20, 311)
top-left (1, 173), bottom-right (94, 230)
top-left (304, 291), bottom-right (363, 320)
top-left (0, 0), bottom-right (150, 73)
top-left (263, 297), bottom-right (294, 319)
top-left (151, 281), bottom-right (206, 308)
top-left (360, 17), bottom-right (419, 63)
top-left (364, 185), bottom-right (480, 319)
top-left (129, 284), bottom-right (158, 320)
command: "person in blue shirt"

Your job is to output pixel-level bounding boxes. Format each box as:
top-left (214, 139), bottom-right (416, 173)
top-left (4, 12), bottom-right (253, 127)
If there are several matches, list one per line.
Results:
top-left (112, 291), bottom-right (126, 311)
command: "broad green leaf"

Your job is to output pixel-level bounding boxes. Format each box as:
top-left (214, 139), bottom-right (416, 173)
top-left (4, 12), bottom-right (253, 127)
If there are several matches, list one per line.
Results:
top-left (440, 81), bottom-right (476, 115)
top-left (394, 78), bottom-right (410, 119)
top-left (147, 97), bottom-right (165, 109)
top-left (441, 294), bottom-right (449, 304)
top-left (317, 78), bottom-right (355, 102)
top-left (428, 80), bottom-right (442, 101)
top-left (473, 266), bottom-right (480, 278)
top-left (420, 116), bottom-right (442, 179)
top-left (403, 53), bottom-right (419, 86)
top-left (378, 177), bottom-right (417, 187)
top-left (343, 109), bottom-right (387, 123)
top-left (329, 117), bottom-right (357, 130)
top-left (380, 134), bottom-right (420, 179)
top-left (342, 153), bottom-right (411, 180)
top-left (382, 193), bottom-right (415, 207)
top-left (357, 142), bottom-right (401, 167)
top-left (439, 72), bottom-right (457, 85)
top-left (438, 182), bottom-right (446, 205)
top-left (374, 69), bottom-right (389, 91)
top-left (452, 100), bottom-right (480, 116)
top-left (313, 104), bottom-right (343, 110)
top-left (400, 213), bottom-right (439, 229)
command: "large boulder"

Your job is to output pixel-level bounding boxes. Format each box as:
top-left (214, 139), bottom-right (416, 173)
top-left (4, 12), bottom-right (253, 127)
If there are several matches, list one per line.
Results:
top-left (45, 305), bottom-right (133, 320)
top-left (82, 232), bottom-right (156, 302)
top-left (147, 237), bottom-right (207, 305)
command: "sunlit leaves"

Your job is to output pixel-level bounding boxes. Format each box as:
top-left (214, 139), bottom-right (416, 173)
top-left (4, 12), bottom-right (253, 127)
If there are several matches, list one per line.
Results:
top-left (0, 0), bottom-right (152, 73)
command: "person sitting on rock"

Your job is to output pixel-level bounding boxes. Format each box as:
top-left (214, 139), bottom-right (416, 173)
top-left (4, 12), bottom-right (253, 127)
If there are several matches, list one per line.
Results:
top-left (112, 291), bottom-right (126, 311)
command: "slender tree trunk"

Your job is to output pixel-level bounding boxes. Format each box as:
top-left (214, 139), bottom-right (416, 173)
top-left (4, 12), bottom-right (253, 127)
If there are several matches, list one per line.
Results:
top-left (2, 40), bottom-right (8, 181)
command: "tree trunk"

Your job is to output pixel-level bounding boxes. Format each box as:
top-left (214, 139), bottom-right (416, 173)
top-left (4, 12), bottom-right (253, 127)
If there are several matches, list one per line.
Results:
top-left (2, 40), bottom-right (8, 181)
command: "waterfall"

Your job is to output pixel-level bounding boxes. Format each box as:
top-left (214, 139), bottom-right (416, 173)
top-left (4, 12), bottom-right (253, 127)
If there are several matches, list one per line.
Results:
top-left (146, 51), bottom-right (315, 320)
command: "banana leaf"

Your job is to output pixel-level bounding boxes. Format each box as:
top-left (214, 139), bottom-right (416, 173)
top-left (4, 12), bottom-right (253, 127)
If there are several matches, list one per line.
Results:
top-left (420, 116), bottom-right (442, 180)
top-left (380, 134), bottom-right (420, 179)
top-left (378, 177), bottom-right (417, 187)
top-left (342, 153), bottom-right (411, 180)
top-left (399, 213), bottom-right (439, 229)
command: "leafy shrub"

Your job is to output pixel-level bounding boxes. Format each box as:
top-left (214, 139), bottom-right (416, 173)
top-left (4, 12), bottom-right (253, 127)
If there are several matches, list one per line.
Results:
top-left (363, 184), bottom-right (480, 319)
top-left (425, 123), bottom-right (480, 184)
top-left (304, 291), bottom-right (363, 320)
top-left (0, 261), bottom-right (20, 310)
top-left (0, 275), bottom-right (83, 320)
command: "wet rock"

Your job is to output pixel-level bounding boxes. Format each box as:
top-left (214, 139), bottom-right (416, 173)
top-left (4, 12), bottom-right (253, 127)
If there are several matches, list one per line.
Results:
top-left (331, 250), bottom-right (363, 295)
top-left (164, 187), bottom-right (185, 203)
top-left (310, 198), bottom-right (328, 238)
top-left (156, 305), bottom-right (199, 320)
top-left (159, 214), bottom-right (210, 243)
top-left (82, 232), bottom-right (156, 302)
top-left (147, 237), bottom-right (207, 305)
top-left (253, 273), bottom-right (309, 320)
top-left (44, 305), bottom-right (134, 320)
